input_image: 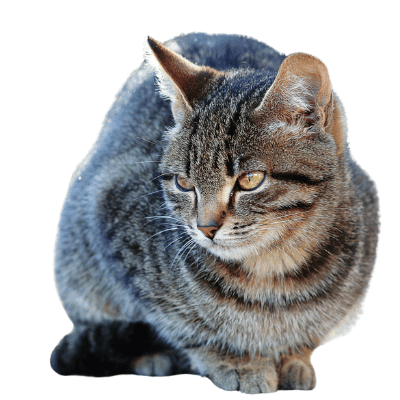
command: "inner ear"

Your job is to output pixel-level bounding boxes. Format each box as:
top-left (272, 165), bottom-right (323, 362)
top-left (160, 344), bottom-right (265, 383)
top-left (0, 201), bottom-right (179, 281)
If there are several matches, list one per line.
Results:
top-left (254, 53), bottom-right (332, 129)
top-left (146, 37), bottom-right (222, 124)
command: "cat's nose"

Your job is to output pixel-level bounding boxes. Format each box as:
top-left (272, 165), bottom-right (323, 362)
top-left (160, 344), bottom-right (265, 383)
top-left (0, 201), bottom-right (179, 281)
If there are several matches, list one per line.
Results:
top-left (197, 223), bottom-right (220, 239)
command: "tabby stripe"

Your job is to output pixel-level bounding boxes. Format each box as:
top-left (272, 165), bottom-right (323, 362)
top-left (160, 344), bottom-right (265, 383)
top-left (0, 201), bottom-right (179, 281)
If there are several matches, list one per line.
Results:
top-left (223, 88), bottom-right (261, 175)
top-left (186, 114), bottom-right (200, 177)
top-left (271, 172), bottom-right (332, 186)
top-left (224, 105), bottom-right (242, 176)
top-left (271, 201), bottom-right (315, 212)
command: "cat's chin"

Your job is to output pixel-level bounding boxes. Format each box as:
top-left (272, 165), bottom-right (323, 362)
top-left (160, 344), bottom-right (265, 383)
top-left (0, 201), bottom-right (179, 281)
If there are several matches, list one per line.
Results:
top-left (195, 237), bottom-right (261, 262)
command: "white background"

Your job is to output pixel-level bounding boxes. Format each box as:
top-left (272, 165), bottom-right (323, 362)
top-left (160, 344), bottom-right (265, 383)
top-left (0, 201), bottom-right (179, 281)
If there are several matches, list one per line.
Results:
top-left (1, 1), bottom-right (399, 398)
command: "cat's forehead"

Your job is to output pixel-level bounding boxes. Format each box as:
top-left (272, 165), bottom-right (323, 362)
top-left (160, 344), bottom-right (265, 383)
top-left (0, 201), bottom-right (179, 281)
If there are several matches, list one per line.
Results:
top-left (177, 110), bottom-right (268, 188)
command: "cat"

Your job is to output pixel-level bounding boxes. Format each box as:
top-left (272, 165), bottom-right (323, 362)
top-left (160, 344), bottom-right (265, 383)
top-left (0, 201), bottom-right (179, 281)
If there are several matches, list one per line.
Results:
top-left (50, 33), bottom-right (379, 393)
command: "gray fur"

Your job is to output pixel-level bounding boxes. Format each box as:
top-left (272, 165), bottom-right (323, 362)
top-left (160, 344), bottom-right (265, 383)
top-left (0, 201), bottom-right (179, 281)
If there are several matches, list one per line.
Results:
top-left (52, 33), bottom-right (379, 393)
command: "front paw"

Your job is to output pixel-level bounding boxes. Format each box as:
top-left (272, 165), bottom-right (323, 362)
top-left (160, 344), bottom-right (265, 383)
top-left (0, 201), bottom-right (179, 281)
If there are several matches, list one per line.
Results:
top-left (279, 358), bottom-right (316, 390)
top-left (207, 363), bottom-right (278, 394)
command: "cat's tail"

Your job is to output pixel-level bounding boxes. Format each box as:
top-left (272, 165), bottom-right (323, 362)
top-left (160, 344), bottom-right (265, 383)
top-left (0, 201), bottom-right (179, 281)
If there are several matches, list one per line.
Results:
top-left (50, 321), bottom-right (190, 377)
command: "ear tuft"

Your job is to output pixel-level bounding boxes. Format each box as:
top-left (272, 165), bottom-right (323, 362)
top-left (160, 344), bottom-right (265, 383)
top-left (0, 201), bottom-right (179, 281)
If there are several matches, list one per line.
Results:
top-left (145, 37), bottom-right (180, 102)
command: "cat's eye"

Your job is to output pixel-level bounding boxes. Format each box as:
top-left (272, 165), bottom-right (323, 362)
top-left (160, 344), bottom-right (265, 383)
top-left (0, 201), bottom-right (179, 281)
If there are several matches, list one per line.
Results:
top-left (175, 175), bottom-right (195, 191)
top-left (237, 171), bottom-right (265, 191)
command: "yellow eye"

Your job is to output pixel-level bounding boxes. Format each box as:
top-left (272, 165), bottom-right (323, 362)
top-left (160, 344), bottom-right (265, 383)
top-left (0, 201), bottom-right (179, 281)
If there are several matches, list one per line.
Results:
top-left (175, 175), bottom-right (194, 191)
top-left (237, 171), bottom-right (265, 190)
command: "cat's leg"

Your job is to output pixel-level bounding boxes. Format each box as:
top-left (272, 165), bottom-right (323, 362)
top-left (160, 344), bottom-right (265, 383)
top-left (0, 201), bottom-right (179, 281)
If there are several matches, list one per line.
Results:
top-left (51, 321), bottom-right (189, 377)
top-left (278, 346), bottom-right (316, 390)
top-left (184, 347), bottom-right (279, 394)
top-left (51, 322), bottom-right (159, 376)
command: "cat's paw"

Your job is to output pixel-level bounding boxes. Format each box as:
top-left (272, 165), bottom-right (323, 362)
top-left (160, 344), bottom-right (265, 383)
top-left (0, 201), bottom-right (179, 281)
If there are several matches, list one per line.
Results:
top-left (279, 359), bottom-right (316, 390)
top-left (131, 352), bottom-right (174, 376)
top-left (207, 363), bottom-right (278, 394)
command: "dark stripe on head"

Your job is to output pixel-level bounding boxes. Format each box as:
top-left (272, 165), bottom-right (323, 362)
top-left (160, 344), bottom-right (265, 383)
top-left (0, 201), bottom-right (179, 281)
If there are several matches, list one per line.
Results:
top-left (271, 172), bottom-right (333, 186)
top-left (186, 114), bottom-right (200, 177)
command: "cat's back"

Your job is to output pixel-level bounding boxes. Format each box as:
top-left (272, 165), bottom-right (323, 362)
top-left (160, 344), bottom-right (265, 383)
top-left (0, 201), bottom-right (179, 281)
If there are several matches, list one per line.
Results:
top-left (165, 33), bottom-right (285, 71)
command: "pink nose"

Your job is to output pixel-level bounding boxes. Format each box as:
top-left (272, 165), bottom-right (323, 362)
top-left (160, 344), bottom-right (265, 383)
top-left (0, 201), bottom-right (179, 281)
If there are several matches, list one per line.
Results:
top-left (197, 225), bottom-right (219, 239)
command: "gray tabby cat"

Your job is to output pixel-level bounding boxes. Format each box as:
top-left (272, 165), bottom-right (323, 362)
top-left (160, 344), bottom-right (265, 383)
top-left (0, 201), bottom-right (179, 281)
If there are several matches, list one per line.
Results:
top-left (50, 33), bottom-right (379, 393)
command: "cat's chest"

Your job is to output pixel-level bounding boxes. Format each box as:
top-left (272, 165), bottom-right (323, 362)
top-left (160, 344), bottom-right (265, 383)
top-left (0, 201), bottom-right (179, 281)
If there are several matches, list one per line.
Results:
top-left (173, 286), bottom-right (321, 354)
top-left (167, 263), bottom-right (328, 353)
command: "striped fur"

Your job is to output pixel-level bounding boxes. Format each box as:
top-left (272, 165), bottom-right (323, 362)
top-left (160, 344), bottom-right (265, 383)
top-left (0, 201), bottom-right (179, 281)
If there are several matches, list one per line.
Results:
top-left (51, 33), bottom-right (379, 393)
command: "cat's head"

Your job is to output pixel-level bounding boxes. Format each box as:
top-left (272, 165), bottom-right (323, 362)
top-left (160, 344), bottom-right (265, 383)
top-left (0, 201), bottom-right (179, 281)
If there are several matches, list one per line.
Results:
top-left (147, 37), bottom-right (346, 274)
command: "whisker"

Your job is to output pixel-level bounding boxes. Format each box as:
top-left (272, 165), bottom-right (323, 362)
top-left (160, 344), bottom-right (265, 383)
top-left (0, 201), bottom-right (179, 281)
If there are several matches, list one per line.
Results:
top-left (261, 218), bottom-right (308, 226)
top-left (132, 189), bottom-right (163, 202)
top-left (265, 210), bottom-right (312, 221)
top-left (254, 218), bottom-right (307, 232)
top-left (144, 219), bottom-right (186, 229)
top-left (171, 239), bottom-right (195, 268)
top-left (151, 172), bottom-right (172, 182)
top-left (145, 215), bottom-right (180, 221)
top-left (163, 232), bottom-right (188, 250)
top-left (182, 242), bottom-right (197, 264)
top-left (330, 226), bottom-right (343, 234)
top-left (159, 222), bottom-right (187, 228)
top-left (255, 227), bottom-right (299, 232)
top-left (136, 136), bottom-right (163, 148)
top-left (284, 241), bottom-right (308, 262)
top-left (260, 218), bottom-right (340, 241)
top-left (268, 241), bottom-right (295, 262)
top-left (324, 232), bottom-right (339, 241)
top-left (130, 160), bottom-right (162, 164)
top-left (140, 227), bottom-right (179, 245)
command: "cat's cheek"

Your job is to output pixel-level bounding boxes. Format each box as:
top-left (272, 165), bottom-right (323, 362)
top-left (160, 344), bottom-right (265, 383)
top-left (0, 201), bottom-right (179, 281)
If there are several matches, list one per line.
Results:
top-left (162, 195), bottom-right (175, 213)
top-left (163, 188), bottom-right (196, 217)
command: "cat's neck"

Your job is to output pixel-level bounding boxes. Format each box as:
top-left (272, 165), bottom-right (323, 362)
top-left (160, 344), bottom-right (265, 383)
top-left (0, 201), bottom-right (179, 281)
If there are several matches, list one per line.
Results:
top-left (241, 245), bottom-right (311, 279)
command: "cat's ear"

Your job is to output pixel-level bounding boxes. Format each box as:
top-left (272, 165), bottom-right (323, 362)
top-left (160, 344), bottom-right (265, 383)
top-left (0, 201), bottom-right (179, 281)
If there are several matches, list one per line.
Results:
top-left (146, 37), bottom-right (221, 124)
top-left (254, 53), bottom-right (333, 132)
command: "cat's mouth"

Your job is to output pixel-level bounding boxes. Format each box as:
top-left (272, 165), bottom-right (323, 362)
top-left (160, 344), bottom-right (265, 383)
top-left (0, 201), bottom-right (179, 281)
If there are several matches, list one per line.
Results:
top-left (192, 230), bottom-right (268, 261)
